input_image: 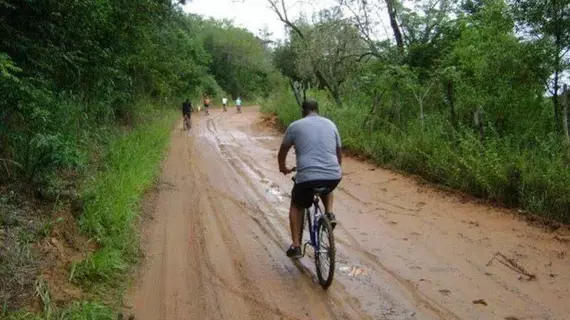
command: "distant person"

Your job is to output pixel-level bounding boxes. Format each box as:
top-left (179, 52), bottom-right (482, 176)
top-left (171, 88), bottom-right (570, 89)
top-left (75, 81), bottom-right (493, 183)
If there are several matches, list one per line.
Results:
top-left (236, 97), bottom-right (242, 113)
top-left (222, 97), bottom-right (228, 112)
top-left (203, 95), bottom-right (211, 116)
top-left (182, 98), bottom-right (192, 130)
top-left (277, 99), bottom-right (342, 259)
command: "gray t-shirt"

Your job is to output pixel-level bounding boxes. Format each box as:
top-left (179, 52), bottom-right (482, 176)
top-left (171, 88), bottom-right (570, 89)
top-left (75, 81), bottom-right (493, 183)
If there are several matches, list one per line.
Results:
top-left (283, 114), bottom-right (342, 183)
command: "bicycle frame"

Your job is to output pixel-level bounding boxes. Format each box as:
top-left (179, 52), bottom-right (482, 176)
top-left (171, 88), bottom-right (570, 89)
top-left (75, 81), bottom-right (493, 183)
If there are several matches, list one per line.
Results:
top-left (302, 195), bottom-right (323, 256)
top-left (290, 173), bottom-right (335, 288)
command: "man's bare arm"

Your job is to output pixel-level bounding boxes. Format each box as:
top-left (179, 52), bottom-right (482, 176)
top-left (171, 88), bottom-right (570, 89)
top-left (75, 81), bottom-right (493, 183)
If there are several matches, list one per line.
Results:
top-left (336, 147), bottom-right (343, 166)
top-left (278, 143), bottom-right (294, 174)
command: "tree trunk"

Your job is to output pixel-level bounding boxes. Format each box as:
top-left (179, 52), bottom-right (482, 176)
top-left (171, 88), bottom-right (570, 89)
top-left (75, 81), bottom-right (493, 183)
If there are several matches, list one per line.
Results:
top-left (385, 0), bottom-right (404, 54)
top-left (419, 100), bottom-right (424, 122)
top-left (553, 1), bottom-right (562, 133)
top-left (553, 70), bottom-right (561, 132)
top-left (562, 84), bottom-right (569, 144)
top-left (474, 106), bottom-right (484, 142)
top-left (331, 87), bottom-right (342, 107)
top-left (289, 80), bottom-right (303, 107)
top-left (447, 80), bottom-right (456, 127)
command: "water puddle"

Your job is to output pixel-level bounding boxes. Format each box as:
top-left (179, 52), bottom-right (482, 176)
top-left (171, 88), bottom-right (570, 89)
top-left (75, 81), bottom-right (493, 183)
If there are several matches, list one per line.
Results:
top-left (339, 265), bottom-right (368, 277)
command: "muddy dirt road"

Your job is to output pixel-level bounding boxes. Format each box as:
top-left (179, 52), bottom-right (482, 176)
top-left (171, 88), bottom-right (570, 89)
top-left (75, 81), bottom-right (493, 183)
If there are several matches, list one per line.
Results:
top-left (131, 107), bottom-right (570, 320)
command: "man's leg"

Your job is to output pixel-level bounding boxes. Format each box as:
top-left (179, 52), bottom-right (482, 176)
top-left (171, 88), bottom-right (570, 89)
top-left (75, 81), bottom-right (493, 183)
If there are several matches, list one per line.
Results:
top-left (321, 191), bottom-right (337, 228)
top-left (289, 202), bottom-right (303, 247)
top-left (321, 192), bottom-right (334, 213)
top-left (287, 184), bottom-right (307, 258)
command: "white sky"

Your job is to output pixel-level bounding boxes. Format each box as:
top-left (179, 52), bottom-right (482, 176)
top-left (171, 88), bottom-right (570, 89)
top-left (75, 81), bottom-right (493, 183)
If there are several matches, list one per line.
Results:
top-left (183, 0), bottom-right (345, 41)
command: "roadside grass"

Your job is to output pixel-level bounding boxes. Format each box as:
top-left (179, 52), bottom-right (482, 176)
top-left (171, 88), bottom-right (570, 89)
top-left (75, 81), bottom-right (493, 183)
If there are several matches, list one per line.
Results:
top-left (3, 282), bottom-right (114, 320)
top-left (75, 106), bottom-right (177, 284)
top-left (1, 101), bottom-right (177, 318)
top-left (261, 90), bottom-right (570, 224)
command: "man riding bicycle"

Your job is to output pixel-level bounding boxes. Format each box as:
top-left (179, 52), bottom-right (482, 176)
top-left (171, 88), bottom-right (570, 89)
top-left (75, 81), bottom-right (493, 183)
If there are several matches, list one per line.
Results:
top-left (182, 98), bottom-right (193, 129)
top-left (203, 95), bottom-right (211, 115)
top-left (278, 99), bottom-right (342, 259)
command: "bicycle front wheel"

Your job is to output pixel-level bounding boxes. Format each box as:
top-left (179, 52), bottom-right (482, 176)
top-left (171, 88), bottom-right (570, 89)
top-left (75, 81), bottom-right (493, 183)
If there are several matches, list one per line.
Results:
top-left (315, 216), bottom-right (335, 289)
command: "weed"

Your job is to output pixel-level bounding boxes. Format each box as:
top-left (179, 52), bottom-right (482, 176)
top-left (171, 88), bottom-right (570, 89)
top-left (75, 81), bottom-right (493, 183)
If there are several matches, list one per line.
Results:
top-left (2, 101), bottom-right (176, 317)
top-left (3, 280), bottom-right (114, 320)
top-left (76, 107), bottom-right (176, 283)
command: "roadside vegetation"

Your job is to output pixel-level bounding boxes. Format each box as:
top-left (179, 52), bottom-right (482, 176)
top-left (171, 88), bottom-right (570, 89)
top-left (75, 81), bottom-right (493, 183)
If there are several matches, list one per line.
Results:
top-left (3, 0), bottom-right (570, 317)
top-left (261, 0), bottom-right (570, 223)
top-left (1, 0), bottom-right (278, 317)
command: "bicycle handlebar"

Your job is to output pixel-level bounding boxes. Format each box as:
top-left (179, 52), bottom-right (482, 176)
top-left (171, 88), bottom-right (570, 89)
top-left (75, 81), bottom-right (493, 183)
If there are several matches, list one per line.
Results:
top-left (289, 167), bottom-right (297, 182)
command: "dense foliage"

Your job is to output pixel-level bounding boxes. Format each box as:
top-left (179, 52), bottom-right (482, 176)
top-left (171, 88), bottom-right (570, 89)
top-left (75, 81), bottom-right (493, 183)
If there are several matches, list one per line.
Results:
top-left (265, 0), bottom-right (570, 222)
top-left (0, 0), bottom-right (278, 314)
top-left (0, 0), bottom-right (276, 190)
top-left (2, 0), bottom-right (570, 315)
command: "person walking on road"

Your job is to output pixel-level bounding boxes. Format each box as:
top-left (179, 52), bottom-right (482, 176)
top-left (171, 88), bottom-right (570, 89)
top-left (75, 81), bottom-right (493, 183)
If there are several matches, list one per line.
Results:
top-left (222, 97), bottom-right (228, 112)
top-left (236, 97), bottom-right (242, 114)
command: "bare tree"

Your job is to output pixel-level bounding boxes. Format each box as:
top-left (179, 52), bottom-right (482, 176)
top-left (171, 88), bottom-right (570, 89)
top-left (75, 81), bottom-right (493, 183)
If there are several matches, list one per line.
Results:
top-left (385, 0), bottom-right (405, 54)
top-left (267, 0), bottom-right (364, 106)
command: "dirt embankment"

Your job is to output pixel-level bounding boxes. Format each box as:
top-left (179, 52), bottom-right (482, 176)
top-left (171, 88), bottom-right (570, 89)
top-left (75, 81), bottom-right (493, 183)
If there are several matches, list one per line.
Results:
top-left (130, 107), bottom-right (570, 320)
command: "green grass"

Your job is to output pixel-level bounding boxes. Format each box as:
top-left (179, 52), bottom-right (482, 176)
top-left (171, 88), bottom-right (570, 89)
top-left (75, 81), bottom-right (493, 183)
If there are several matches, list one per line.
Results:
top-left (2, 300), bottom-right (114, 320)
top-left (262, 89), bottom-right (570, 224)
top-left (2, 280), bottom-right (114, 320)
top-left (3, 102), bottom-right (177, 318)
top-left (75, 107), bottom-right (177, 283)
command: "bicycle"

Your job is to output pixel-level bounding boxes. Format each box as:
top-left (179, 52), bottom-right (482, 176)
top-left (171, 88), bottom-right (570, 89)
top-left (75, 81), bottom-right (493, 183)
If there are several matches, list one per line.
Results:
top-left (291, 174), bottom-right (336, 289)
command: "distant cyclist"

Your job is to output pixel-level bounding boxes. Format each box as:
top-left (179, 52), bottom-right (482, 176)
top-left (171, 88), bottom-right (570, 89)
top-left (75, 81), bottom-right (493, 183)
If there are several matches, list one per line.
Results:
top-left (236, 97), bottom-right (242, 113)
top-left (278, 99), bottom-right (342, 258)
top-left (222, 97), bottom-right (228, 112)
top-left (182, 98), bottom-right (192, 130)
top-left (203, 95), bottom-right (211, 115)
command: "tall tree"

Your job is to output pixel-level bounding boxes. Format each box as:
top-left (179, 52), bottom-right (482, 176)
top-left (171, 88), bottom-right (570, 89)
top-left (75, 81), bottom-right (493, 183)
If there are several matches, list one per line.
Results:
top-left (385, 0), bottom-right (405, 54)
top-left (267, 0), bottom-right (365, 106)
top-left (512, 0), bottom-right (570, 133)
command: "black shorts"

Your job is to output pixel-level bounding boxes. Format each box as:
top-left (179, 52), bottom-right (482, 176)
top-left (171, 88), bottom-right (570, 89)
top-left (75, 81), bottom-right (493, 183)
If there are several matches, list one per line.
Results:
top-left (183, 111), bottom-right (191, 117)
top-left (203, 104), bottom-right (209, 108)
top-left (291, 179), bottom-right (340, 209)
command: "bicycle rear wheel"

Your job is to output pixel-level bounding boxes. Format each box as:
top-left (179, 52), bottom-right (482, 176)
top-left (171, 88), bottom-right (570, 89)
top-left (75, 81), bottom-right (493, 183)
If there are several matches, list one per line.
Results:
top-left (315, 215), bottom-right (335, 289)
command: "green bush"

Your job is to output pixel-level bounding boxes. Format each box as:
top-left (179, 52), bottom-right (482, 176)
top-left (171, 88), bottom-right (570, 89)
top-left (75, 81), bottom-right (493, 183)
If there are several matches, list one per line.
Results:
top-left (263, 89), bottom-right (570, 223)
top-left (76, 106), bottom-right (176, 283)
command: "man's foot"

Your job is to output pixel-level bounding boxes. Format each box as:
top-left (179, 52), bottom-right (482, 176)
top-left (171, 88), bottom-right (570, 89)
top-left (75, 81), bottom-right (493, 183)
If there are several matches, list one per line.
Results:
top-left (286, 245), bottom-right (302, 259)
top-left (326, 213), bottom-right (337, 229)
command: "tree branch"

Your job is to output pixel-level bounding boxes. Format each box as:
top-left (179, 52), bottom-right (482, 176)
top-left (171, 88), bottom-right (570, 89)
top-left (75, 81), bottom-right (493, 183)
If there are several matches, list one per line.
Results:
top-left (267, 0), bottom-right (305, 40)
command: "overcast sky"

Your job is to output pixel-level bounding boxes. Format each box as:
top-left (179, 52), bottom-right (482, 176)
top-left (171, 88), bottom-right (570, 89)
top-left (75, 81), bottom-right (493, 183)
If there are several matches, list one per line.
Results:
top-left (183, 0), bottom-right (340, 40)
